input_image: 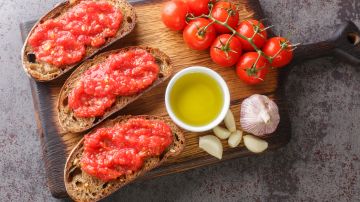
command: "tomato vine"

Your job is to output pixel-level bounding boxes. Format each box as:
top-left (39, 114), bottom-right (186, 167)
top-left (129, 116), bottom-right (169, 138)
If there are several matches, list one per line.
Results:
top-left (186, 2), bottom-right (298, 67)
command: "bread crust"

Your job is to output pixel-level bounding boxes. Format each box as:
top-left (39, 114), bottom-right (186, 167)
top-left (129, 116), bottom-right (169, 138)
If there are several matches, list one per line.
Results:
top-left (57, 46), bottom-right (173, 133)
top-left (64, 115), bottom-right (185, 202)
top-left (21, 0), bottom-right (137, 82)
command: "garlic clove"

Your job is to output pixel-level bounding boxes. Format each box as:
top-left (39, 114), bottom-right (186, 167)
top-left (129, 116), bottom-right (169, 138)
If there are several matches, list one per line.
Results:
top-left (243, 135), bottom-right (268, 153)
top-left (213, 126), bottom-right (231, 140)
top-left (199, 135), bottom-right (223, 159)
top-left (228, 130), bottom-right (243, 148)
top-left (240, 94), bottom-right (280, 137)
top-left (224, 109), bottom-right (236, 132)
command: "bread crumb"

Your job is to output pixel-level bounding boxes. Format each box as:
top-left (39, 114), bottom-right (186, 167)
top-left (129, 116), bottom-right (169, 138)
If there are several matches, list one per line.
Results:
top-left (69, 0), bottom-right (78, 5)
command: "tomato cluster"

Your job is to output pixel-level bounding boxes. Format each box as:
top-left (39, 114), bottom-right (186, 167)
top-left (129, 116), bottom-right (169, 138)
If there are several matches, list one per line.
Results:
top-left (162, 0), bottom-right (294, 85)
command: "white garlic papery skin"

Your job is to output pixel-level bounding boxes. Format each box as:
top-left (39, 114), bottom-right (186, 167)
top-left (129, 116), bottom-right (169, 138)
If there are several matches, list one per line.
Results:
top-left (240, 94), bottom-right (280, 137)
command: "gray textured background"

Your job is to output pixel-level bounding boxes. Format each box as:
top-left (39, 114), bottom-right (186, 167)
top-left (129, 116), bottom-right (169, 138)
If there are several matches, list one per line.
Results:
top-left (0, 0), bottom-right (359, 201)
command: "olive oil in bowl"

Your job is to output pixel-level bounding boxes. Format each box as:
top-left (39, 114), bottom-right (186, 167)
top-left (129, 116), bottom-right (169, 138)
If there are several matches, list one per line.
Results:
top-left (166, 66), bottom-right (230, 132)
top-left (169, 73), bottom-right (224, 126)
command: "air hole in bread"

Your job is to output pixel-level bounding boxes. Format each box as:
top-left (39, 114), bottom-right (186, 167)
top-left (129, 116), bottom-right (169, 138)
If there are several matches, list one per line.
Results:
top-left (174, 133), bottom-right (179, 142)
top-left (63, 97), bottom-right (68, 106)
top-left (102, 182), bottom-right (109, 189)
top-left (155, 58), bottom-right (162, 65)
top-left (68, 167), bottom-right (82, 182)
top-left (158, 73), bottom-right (164, 78)
top-left (180, 140), bottom-right (184, 144)
top-left (27, 53), bottom-right (36, 63)
top-left (72, 116), bottom-right (77, 121)
top-left (116, 176), bottom-right (126, 181)
top-left (75, 181), bottom-right (83, 187)
top-left (126, 16), bottom-right (133, 24)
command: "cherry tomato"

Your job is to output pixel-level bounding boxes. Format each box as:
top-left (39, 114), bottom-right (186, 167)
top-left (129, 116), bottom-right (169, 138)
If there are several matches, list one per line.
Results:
top-left (210, 34), bottom-right (242, 67)
top-left (211, 2), bottom-right (239, 34)
top-left (236, 52), bottom-right (269, 85)
top-left (186, 0), bottom-right (211, 16)
top-left (262, 37), bottom-right (293, 68)
top-left (162, 0), bottom-right (189, 31)
top-left (183, 18), bottom-right (217, 50)
top-left (236, 20), bottom-right (268, 51)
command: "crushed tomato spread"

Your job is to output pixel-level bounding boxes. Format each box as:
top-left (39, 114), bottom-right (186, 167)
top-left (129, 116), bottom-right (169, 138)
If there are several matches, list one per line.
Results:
top-left (28, 1), bottom-right (123, 67)
top-left (81, 118), bottom-right (173, 181)
top-left (68, 49), bottom-right (160, 118)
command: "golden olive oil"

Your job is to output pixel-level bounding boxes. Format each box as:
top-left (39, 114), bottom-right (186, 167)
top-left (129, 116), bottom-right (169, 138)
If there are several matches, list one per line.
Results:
top-left (170, 72), bottom-right (224, 126)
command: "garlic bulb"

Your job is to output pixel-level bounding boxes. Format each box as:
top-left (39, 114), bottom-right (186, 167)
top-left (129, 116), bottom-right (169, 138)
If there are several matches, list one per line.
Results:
top-left (240, 94), bottom-right (280, 137)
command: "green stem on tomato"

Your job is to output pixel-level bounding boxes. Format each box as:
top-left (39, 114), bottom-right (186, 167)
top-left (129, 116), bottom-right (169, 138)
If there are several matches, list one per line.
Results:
top-left (270, 39), bottom-right (293, 61)
top-left (254, 51), bottom-right (262, 65)
top-left (225, 32), bottom-right (236, 46)
top-left (200, 20), bottom-right (216, 35)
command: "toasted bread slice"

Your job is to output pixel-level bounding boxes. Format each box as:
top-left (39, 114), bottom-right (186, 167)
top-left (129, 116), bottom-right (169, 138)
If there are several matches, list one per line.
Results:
top-left (64, 115), bottom-right (185, 202)
top-left (22, 0), bottom-right (136, 81)
top-left (57, 46), bottom-right (173, 133)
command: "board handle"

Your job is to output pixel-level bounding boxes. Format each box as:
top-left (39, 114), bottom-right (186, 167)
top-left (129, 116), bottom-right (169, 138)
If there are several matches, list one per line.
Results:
top-left (292, 21), bottom-right (360, 65)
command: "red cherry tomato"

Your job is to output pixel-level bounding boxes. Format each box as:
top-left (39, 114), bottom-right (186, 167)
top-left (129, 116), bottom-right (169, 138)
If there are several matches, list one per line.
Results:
top-left (236, 19), bottom-right (268, 51)
top-left (186, 0), bottom-right (211, 16)
top-left (183, 18), bottom-right (217, 50)
top-left (236, 52), bottom-right (269, 85)
top-left (210, 34), bottom-right (242, 67)
top-left (211, 2), bottom-right (239, 34)
top-left (161, 1), bottom-right (189, 31)
top-left (262, 37), bottom-right (293, 68)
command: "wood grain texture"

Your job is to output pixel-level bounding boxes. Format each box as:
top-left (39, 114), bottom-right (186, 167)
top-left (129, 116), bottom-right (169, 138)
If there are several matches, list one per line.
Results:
top-left (21, 0), bottom-right (291, 198)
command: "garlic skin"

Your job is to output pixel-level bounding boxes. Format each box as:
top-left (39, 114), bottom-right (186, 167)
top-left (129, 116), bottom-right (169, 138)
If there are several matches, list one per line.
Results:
top-left (240, 94), bottom-right (280, 137)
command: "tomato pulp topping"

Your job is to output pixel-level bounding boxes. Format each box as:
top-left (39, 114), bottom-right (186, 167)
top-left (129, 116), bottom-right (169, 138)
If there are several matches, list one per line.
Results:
top-left (81, 118), bottom-right (173, 181)
top-left (28, 1), bottom-right (123, 67)
top-left (68, 49), bottom-right (160, 118)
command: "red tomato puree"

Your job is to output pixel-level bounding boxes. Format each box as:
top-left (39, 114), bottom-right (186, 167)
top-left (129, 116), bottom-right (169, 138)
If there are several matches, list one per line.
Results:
top-left (28, 1), bottom-right (123, 67)
top-left (81, 118), bottom-right (173, 181)
top-left (68, 49), bottom-right (160, 117)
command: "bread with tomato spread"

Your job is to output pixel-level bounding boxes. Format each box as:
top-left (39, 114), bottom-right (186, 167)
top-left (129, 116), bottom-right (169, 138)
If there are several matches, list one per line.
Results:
top-left (64, 115), bottom-right (185, 202)
top-left (22, 0), bottom-right (136, 81)
top-left (57, 46), bottom-right (173, 133)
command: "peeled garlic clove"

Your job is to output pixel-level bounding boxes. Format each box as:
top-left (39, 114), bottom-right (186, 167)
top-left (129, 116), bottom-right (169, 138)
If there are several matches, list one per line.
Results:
top-left (224, 109), bottom-right (236, 132)
top-left (240, 94), bottom-right (280, 137)
top-left (243, 135), bottom-right (268, 153)
top-left (213, 126), bottom-right (231, 140)
top-left (228, 130), bottom-right (243, 148)
top-left (199, 135), bottom-right (223, 159)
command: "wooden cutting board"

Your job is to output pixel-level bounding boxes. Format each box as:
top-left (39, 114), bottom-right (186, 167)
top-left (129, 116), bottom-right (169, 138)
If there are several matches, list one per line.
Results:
top-left (20, 0), bottom-right (291, 198)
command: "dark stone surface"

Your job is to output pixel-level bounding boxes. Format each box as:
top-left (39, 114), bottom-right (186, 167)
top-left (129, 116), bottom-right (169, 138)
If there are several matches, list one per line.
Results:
top-left (0, 0), bottom-right (359, 201)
